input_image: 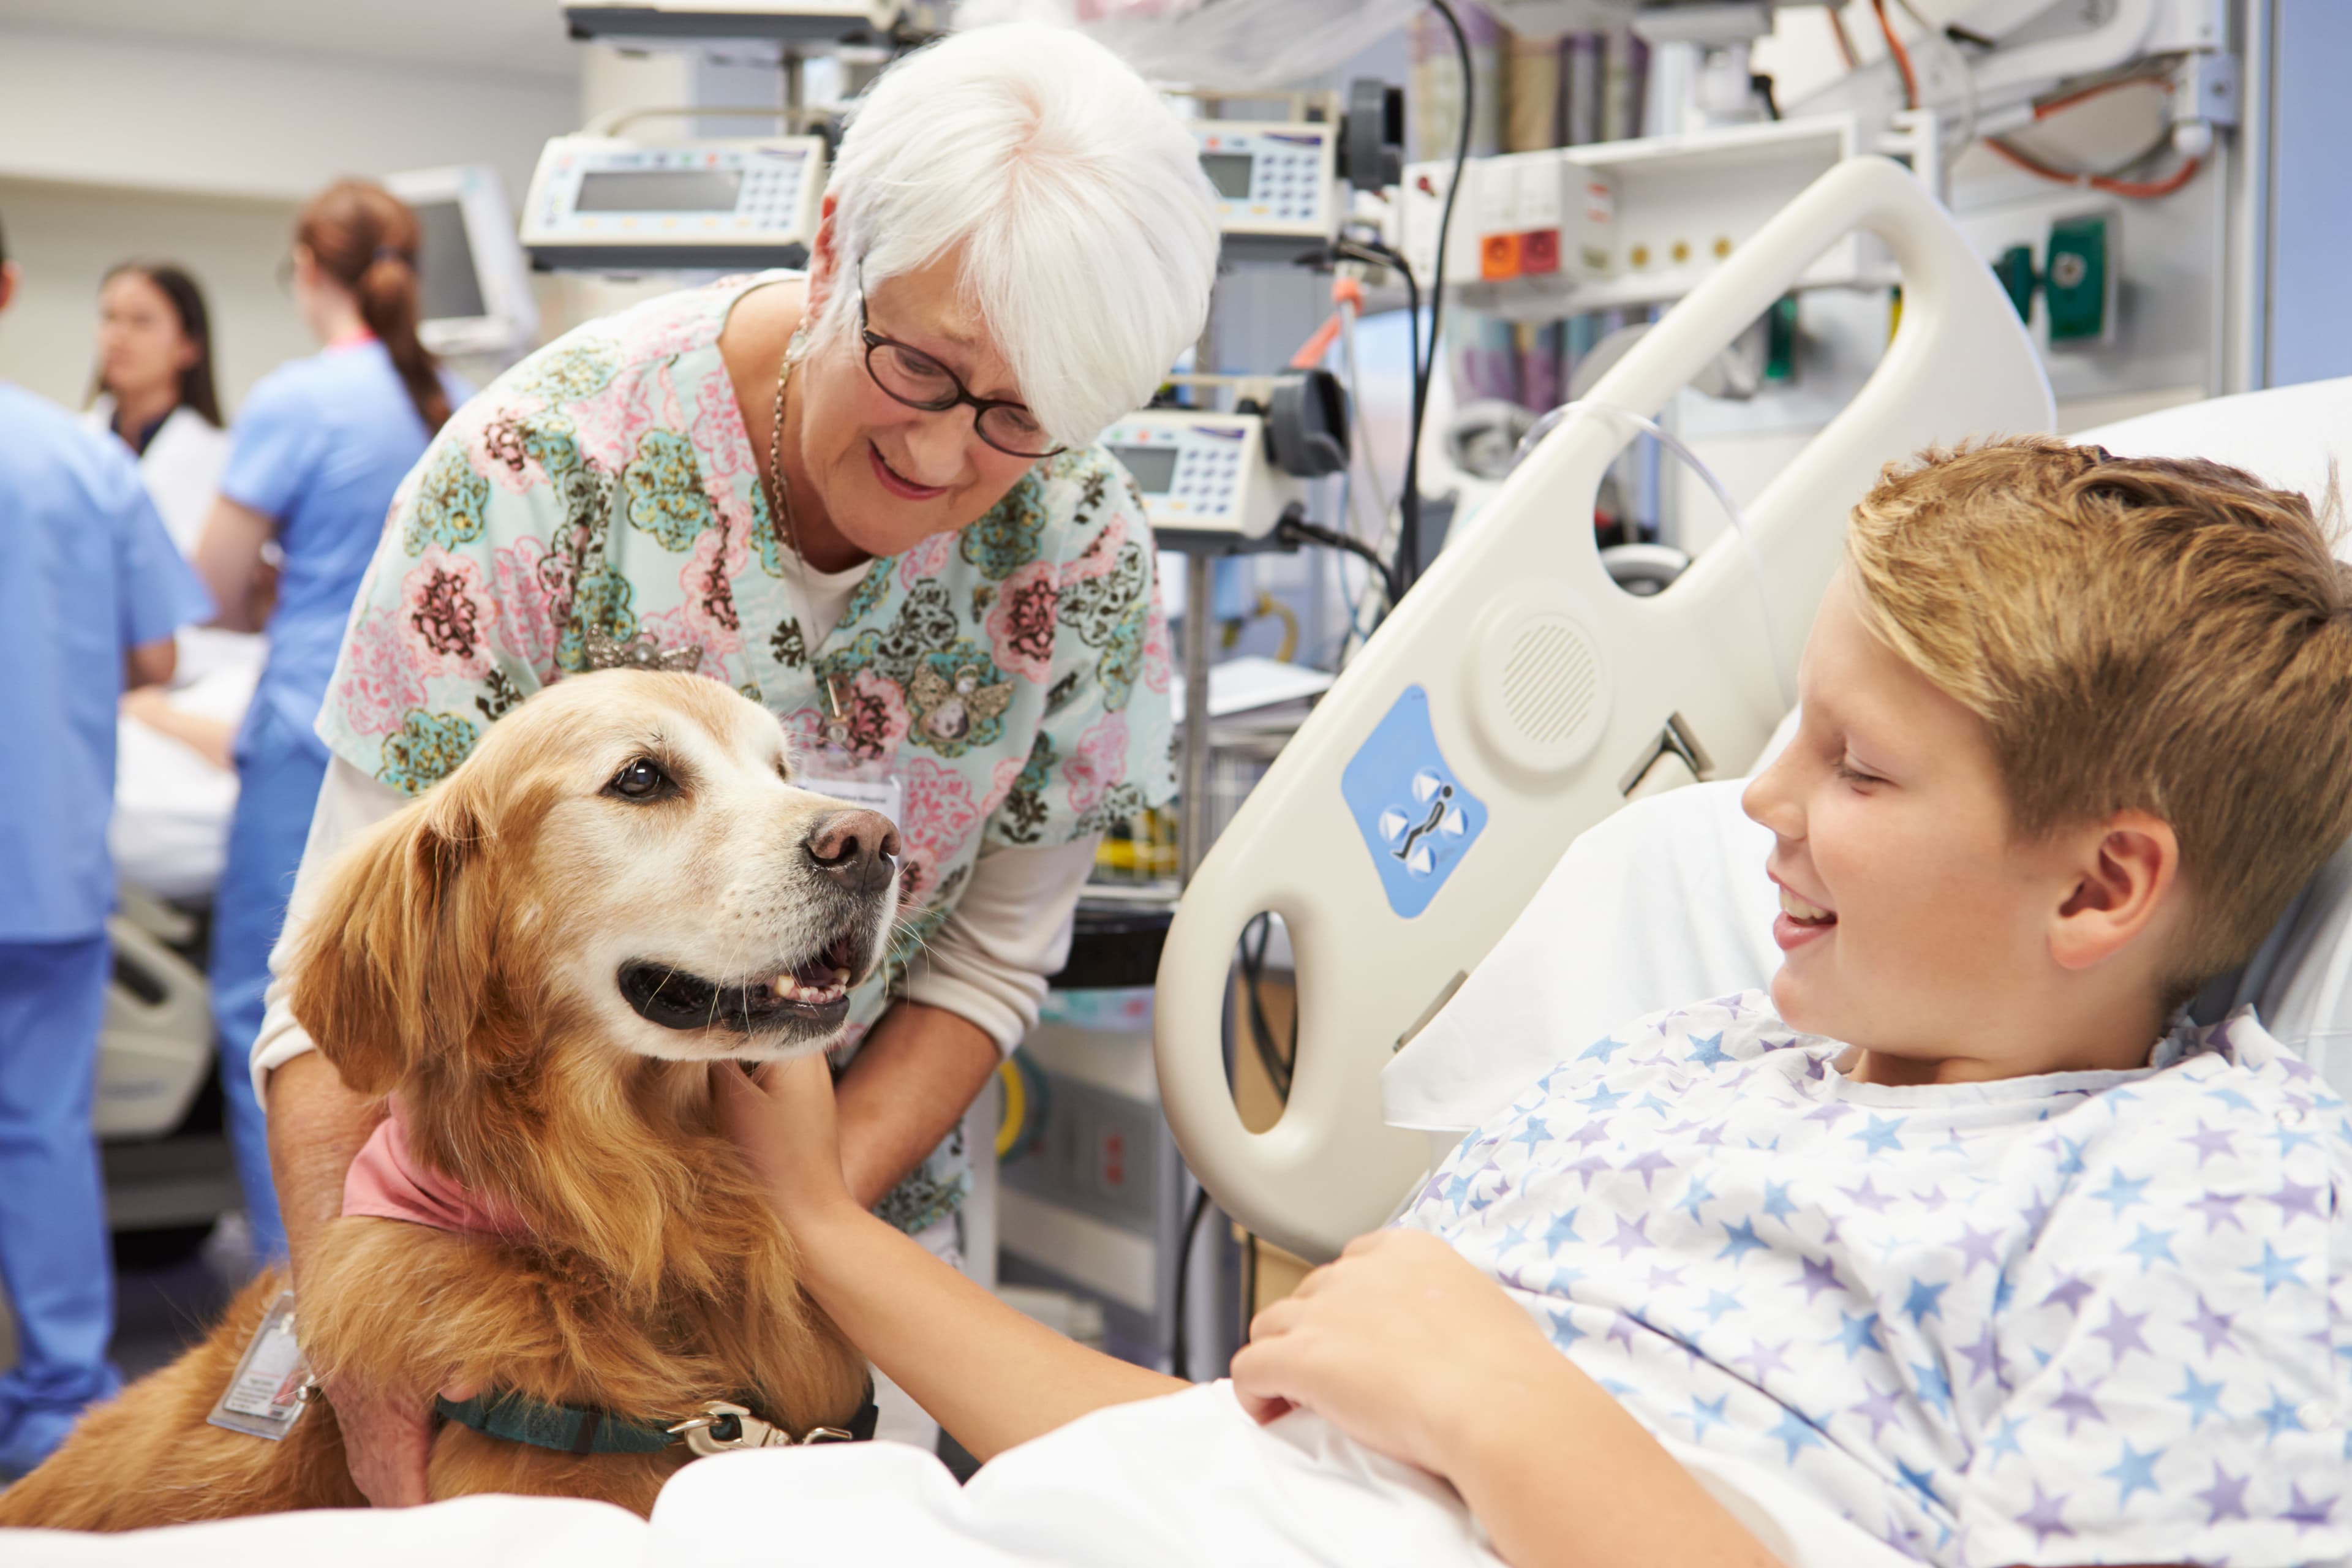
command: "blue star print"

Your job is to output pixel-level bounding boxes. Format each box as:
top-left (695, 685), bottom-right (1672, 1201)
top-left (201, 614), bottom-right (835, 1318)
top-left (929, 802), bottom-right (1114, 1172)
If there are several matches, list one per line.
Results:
top-left (1400, 991), bottom-right (2352, 1568)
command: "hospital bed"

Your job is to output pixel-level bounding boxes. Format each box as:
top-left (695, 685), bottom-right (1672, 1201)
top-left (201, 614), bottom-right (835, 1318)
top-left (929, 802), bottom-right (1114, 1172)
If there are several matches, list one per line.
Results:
top-left (10, 156), bottom-right (2352, 1566)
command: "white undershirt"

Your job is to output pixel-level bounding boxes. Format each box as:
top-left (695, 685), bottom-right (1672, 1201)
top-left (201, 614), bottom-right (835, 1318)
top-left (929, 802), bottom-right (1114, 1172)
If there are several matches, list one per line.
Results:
top-left (249, 549), bottom-right (1101, 1100)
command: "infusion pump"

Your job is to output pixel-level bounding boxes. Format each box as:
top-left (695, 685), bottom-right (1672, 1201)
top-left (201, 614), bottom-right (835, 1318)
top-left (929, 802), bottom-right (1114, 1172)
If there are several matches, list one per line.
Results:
top-left (1104, 411), bottom-right (1295, 542)
top-left (520, 134), bottom-right (826, 272)
top-left (1194, 122), bottom-right (1340, 258)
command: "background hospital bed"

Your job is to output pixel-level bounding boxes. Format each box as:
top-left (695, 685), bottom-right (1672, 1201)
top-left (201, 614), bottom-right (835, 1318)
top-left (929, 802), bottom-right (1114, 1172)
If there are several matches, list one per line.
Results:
top-left (1155, 154), bottom-right (2057, 1264)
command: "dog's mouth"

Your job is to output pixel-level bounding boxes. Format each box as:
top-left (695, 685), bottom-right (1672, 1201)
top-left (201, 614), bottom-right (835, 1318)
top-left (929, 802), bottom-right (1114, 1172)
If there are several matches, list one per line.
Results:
top-left (617, 930), bottom-right (869, 1035)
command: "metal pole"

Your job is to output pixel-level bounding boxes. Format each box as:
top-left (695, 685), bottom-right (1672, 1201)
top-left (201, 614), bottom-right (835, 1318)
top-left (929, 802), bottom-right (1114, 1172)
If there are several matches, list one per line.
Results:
top-left (1178, 550), bottom-right (1215, 886)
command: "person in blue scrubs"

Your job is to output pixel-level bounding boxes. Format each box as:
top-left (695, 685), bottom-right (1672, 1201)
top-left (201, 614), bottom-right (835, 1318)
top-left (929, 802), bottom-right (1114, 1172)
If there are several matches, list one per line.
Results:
top-left (0, 213), bottom-right (213, 1476)
top-left (189, 181), bottom-right (466, 1265)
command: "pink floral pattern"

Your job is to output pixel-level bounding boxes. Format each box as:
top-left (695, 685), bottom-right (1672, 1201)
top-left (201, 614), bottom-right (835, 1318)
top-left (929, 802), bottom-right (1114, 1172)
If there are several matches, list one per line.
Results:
top-left (489, 537), bottom-right (565, 680)
top-left (897, 531), bottom-right (956, 590)
top-left (676, 522), bottom-right (748, 665)
top-left (1064, 710), bottom-right (1128, 818)
top-left (840, 668), bottom-right (911, 762)
top-left (331, 608), bottom-right (430, 736)
top-left (398, 546), bottom-right (500, 680)
top-left (1141, 600), bottom-right (1174, 695)
top-left (986, 561), bottom-right (1059, 684)
top-left (894, 756), bottom-right (981, 905)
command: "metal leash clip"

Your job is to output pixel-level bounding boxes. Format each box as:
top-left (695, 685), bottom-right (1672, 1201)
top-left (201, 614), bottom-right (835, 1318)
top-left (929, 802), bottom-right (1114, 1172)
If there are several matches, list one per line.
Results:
top-left (668, 1400), bottom-right (853, 1456)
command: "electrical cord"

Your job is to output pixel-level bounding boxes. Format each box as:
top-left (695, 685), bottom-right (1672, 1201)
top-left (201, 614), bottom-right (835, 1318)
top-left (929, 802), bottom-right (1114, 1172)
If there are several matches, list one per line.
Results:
top-left (1399, 0), bottom-right (1472, 600)
top-left (1237, 911), bottom-right (1297, 1104)
top-left (1169, 1185), bottom-right (1213, 1381)
top-left (1870, 0), bottom-right (1918, 109)
top-left (1985, 130), bottom-right (2201, 198)
top-left (1278, 505), bottom-right (1404, 610)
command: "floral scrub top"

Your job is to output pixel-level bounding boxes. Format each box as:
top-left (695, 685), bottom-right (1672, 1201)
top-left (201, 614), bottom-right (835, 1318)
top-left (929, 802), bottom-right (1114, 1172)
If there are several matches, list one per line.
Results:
top-left (316, 273), bottom-right (1177, 1234)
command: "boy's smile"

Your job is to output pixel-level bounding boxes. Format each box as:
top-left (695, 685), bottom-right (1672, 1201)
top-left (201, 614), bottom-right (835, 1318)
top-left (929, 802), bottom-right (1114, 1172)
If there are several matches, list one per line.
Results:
top-left (1741, 569), bottom-right (2179, 1086)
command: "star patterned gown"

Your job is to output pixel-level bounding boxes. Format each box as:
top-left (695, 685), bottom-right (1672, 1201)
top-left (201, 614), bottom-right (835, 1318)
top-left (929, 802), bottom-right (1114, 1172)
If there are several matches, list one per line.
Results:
top-left (1406, 992), bottom-right (2352, 1567)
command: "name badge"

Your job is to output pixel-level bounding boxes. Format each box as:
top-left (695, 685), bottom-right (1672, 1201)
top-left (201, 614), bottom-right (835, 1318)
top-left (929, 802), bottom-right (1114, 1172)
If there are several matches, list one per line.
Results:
top-left (799, 771), bottom-right (905, 829)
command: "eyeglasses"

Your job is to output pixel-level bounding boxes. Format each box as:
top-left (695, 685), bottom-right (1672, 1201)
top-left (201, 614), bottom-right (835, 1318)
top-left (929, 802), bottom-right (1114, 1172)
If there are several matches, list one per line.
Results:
top-left (858, 267), bottom-right (1062, 460)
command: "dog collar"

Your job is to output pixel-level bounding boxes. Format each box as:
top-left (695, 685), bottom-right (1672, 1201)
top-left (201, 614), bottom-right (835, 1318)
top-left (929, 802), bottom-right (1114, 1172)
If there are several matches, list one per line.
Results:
top-left (435, 1390), bottom-right (879, 1457)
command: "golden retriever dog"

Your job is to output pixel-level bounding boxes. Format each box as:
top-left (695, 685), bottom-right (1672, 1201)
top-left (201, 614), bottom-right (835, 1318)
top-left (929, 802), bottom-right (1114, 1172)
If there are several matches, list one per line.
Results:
top-left (0, 669), bottom-right (898, 1527)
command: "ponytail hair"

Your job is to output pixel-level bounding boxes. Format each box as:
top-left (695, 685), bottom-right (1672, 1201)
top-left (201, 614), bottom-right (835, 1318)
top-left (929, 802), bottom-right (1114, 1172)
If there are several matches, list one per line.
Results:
top-left (294, 179), bottom-right (449, 435)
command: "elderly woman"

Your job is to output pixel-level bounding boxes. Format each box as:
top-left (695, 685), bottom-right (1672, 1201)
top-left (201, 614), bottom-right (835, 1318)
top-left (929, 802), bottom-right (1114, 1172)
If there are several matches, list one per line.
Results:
top-left (252, 22), bottom-right (1216, 1500)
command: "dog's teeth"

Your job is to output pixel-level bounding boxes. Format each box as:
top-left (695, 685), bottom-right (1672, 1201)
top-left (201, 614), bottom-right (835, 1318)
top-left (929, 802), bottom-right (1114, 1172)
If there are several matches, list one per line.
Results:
top-left (834, 967), bottom-right (852, 986)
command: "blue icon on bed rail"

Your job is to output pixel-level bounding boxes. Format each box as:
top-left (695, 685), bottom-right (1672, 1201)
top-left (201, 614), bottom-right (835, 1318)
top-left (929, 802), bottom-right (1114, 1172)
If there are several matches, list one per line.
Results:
top-left (1341, 685), bottom-right (1488, 918)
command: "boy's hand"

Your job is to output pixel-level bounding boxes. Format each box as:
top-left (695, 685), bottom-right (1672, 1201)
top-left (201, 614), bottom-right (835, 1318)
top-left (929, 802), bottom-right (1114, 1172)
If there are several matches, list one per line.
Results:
top-left (1229, 1227), bottom-right (1564, 1480)
top-left (714, 1052), bottom-right (857, 1227)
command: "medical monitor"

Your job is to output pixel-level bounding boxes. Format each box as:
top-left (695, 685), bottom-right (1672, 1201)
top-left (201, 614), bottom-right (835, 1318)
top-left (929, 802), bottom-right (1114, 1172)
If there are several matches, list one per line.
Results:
top-left (383, 165), bottom-right (541, 360)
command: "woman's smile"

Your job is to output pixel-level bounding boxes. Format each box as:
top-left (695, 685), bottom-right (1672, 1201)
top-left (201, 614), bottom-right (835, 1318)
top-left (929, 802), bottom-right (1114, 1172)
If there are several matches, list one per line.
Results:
top-left (866, 442), bottom-right (949, 502)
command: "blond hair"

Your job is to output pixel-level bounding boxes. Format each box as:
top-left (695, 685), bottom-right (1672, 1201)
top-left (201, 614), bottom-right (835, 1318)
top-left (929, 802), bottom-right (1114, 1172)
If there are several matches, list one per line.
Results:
top-left (1844, 437), bottom-right (2352, 995)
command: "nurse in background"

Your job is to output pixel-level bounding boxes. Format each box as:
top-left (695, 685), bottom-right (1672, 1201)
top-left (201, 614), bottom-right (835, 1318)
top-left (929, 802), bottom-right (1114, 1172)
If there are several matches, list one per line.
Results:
top-left (190, 180), bottom-right (467, 1265)
top-left (0, 209), bottom-right (213, 1476)
top-left (83, 262), bottom-right (231, 557)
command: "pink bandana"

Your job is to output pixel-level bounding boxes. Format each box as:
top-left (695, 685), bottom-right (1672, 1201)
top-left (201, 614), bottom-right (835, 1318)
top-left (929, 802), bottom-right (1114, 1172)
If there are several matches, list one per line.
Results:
top-left (342, 1110), bottom-right (525, 1240)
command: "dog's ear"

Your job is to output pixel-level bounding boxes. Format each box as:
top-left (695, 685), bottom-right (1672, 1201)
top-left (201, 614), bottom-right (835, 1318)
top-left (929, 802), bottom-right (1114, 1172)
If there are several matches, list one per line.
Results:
top-left (288, 777), bottom-right (494, 1098)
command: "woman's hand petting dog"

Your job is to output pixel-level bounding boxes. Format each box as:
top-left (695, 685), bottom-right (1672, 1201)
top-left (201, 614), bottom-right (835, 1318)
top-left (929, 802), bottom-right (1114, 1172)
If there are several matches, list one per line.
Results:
top-left (1230, 1227), bottom-right (1567, 1478)
top-left (716, 1054), bottom-right (859, 1231)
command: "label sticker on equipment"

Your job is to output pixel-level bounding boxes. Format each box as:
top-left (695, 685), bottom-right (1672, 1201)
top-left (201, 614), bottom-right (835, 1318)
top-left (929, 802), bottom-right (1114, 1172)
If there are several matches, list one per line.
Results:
top-left (1341, 685), bottom-right (1488, 918)
top-left (207, 1289), bottom-right (314, 1441)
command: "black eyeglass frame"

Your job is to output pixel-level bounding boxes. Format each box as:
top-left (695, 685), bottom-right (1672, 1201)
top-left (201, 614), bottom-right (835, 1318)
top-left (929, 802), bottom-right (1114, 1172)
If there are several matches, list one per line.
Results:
top-left (856, 266), bottom-right (1064, 460)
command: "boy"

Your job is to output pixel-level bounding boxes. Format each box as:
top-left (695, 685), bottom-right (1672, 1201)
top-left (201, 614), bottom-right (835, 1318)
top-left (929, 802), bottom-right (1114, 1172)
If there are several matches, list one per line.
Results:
top-left (0, 211), bottom-right (212, 1476)
top-left (720, 439), bottom-right (2352, 1566)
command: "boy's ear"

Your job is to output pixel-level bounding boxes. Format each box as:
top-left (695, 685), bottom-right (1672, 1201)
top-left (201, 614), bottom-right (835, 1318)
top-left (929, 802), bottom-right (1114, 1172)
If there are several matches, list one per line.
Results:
top-left (2049, 810), bottom-right (2180, 972)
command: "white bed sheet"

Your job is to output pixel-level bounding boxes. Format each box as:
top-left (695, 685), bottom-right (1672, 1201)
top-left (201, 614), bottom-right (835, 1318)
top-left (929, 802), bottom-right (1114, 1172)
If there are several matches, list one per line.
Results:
top-left (0, 1384), bottom-right (1913, 1568)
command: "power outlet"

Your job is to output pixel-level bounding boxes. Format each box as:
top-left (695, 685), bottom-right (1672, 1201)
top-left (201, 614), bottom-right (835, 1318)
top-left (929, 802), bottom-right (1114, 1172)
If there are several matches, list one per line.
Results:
top-left (2045, 213), bottom-right (2117, 349)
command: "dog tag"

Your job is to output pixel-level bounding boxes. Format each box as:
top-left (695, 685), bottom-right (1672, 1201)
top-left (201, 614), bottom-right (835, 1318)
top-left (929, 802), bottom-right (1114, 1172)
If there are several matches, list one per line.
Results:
top-left (206, 1290), bottom-right (314, 1441)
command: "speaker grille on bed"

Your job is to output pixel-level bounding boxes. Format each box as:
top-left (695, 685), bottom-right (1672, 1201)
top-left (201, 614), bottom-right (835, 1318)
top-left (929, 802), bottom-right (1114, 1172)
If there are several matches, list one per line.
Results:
top-left (1469, 606), bottom-right (1610, 776)
top-left (1500, 616), bottom-right (1600, 745)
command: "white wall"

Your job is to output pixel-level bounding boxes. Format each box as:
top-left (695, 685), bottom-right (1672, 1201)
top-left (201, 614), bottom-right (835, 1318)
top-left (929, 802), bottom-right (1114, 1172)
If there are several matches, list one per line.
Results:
top-left (0, 24), bottom-right (578, 205)
top-left (0, 23), bottom-right (587, 413)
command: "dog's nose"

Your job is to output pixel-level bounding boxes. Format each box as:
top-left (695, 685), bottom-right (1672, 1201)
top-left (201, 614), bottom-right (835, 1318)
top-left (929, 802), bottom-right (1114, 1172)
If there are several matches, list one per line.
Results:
top-left (804, 809), bottom-right (901, 896)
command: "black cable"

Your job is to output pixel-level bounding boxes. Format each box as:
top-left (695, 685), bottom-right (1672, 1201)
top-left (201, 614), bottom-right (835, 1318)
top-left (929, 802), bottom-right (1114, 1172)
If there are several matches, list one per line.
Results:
top-left (1237, 911), bottom-right (1297, 1103)
top-left (1277, 505), bottom-right (1404, 610)
top-left (1169, 1185), bottom-right (1214, 1381)
top-left (1400, 0), bottom-right (1472, 598)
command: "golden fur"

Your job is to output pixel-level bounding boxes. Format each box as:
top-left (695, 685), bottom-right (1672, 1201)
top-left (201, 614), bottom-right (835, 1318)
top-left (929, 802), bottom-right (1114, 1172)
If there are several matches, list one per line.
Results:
top-left (0, 671), bottom-right (891, 1527)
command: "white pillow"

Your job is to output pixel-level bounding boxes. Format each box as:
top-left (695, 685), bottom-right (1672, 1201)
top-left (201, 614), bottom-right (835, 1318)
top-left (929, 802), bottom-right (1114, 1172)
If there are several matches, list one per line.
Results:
top-left (1384, 774), bottom-right (2352, 1133)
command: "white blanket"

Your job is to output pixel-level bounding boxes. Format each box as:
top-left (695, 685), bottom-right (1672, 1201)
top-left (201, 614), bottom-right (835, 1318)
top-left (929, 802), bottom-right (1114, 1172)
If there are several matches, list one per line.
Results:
top-left (0, 1384), bottom-right (1912, 1567)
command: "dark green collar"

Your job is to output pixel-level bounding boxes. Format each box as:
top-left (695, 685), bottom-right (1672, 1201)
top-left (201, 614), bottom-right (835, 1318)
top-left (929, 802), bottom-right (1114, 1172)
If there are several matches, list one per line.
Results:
top-left (436, 1391), bottom-right (677, 1455)
top-left (434, 1390), bottom-right (879, 1457)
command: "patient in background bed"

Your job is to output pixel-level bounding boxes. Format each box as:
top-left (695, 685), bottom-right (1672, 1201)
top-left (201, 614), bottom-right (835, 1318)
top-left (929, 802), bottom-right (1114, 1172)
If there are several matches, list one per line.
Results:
top-left (722, 440), bottom-right (2352, 1568)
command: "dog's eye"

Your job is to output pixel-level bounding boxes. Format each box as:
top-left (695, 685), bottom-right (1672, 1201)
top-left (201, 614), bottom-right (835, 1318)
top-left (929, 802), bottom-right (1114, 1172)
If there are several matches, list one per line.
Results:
top-left (606, 757), bottom-right (674, 801)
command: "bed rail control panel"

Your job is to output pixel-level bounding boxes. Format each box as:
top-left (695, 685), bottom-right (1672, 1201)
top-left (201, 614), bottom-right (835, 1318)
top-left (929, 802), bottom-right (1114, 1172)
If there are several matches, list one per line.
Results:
top-left (521, 134), bottom-right (826, 272)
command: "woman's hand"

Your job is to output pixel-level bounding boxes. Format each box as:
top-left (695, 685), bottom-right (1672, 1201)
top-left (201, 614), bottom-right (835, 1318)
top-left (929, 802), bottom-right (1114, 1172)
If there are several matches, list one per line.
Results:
top-left (1228, 1227), bottom-right (1566, 1479)
top-left (714, 1052), bottom-right (859, 1229)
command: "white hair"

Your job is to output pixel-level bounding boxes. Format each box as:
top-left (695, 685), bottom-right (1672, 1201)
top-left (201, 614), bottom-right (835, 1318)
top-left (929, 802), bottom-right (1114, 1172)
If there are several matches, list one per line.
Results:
top-left (820, 22), bottom-right (1219, 448)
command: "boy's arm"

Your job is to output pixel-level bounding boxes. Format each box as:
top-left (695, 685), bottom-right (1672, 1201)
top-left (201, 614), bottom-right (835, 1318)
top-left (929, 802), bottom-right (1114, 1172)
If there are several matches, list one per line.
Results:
top-left (1231, 1229), bottom-right (1781, 1568)
top-left (717, 1056), bottom-right (1183, 1460)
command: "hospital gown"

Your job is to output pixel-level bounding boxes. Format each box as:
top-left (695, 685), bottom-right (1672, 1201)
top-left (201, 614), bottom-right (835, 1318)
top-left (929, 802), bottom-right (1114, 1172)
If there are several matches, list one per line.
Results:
top-left (1406, 992), bottom-right (2352, 1568)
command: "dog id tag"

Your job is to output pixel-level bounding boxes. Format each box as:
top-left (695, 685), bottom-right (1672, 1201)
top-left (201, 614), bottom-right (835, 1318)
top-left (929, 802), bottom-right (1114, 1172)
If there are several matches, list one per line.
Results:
top-left (206, 1290), bottom-right (315, 1441)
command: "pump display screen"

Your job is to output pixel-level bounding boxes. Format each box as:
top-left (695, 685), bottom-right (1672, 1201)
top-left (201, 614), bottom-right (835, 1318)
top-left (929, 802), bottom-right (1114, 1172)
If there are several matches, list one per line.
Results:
top-left (575, 169), bottom-right (744, 213)
top-left (1200, 153), bottom-right (1254, 200)
top-left (1109, 445), bottom-right (1180, 494)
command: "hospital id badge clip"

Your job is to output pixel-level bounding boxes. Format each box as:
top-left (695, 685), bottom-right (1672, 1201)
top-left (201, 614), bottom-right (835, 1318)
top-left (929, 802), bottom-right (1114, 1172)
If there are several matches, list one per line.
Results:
top-left (206, 1289), bottom-right (318, 1441)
